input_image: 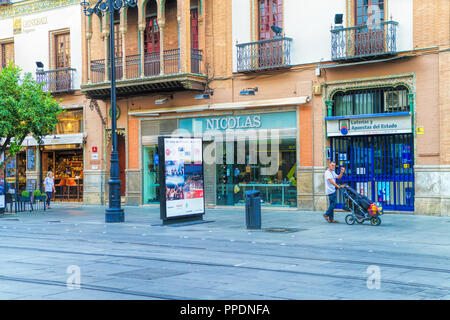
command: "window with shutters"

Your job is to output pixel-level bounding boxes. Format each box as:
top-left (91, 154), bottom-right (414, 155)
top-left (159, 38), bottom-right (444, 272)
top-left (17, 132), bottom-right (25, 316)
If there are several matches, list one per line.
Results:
top-left (332, 86), bottom-right (410, 117)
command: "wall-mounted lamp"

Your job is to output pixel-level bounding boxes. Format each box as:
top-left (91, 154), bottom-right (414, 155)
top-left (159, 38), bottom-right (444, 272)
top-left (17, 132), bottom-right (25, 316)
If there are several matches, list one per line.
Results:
top-left (334, 14), bottom-right (343, 29)
top-left (240, 87), bottom-right (258, 96)
top-left (195, 89), bottom-right (214, 100)
top-left (155, 98), bottom-right (169, 105)
top-left (155, 95), bottom-right (173, 105)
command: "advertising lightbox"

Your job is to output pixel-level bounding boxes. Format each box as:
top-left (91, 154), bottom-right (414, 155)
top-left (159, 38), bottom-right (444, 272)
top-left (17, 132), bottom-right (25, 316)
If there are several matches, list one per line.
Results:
top-left (158, 137), bottom-right (205, 223)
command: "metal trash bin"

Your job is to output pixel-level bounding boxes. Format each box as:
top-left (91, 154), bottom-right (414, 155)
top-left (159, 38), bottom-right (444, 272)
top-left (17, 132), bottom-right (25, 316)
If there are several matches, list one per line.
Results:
top-left (245, 190), bottom-right (261, 229)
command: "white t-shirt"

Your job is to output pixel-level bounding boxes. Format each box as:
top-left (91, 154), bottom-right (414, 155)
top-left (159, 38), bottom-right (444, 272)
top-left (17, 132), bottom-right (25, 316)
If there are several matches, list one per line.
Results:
top-left (44, 177), bottom-right (54, 192)
top-left (324, 169), bottom-right (339, 195)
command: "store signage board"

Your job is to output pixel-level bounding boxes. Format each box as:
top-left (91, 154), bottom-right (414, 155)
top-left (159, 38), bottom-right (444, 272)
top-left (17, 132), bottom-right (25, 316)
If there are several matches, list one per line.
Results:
top-left (158, 136), bottom-right (205, 224)
top-left (179, 111), bottom-right (297, 133)
top-left (326, 114), bottom-right (412, 137)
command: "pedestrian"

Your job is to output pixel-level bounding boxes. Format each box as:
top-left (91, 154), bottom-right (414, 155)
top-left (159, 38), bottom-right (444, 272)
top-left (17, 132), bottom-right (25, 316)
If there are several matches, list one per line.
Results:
top-left (43, 171), bottom-right (55, 209)
top-left (323, 161), bottom-right (345, 223)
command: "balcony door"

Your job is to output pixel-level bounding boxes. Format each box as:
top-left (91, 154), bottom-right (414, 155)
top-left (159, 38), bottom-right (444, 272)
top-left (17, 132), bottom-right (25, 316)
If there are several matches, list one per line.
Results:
top-left (354, 0), bottom-right (385, 56)
top-left (190, 7), bottom-right (201, 73)
top-left (144, 16), bottom-right (160, 76)
top-left (54, 32), bottom-right (71, 91)
top-left (258, 0), bottom-right (283, 68)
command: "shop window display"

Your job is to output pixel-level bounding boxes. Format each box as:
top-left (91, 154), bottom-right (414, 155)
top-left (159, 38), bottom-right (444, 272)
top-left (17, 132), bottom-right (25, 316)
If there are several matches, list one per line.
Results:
top-left (42, 148), bottom-right (83, 201)
top-left (216, 138), bottom-right (297, 207)
top-left (55, 109), bottom-right (83, 135)
top-left (143, 146), bottom-right (160, 204)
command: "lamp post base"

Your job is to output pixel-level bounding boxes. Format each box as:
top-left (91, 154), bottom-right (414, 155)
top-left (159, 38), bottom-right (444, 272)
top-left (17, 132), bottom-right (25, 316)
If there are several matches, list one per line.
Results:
top-left (105, 208), bottom-right (124, 223)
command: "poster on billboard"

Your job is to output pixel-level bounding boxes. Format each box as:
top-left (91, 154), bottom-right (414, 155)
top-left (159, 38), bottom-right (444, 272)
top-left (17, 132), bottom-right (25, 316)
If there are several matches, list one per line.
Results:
top-left (158, 136), bottom-right (205, 223)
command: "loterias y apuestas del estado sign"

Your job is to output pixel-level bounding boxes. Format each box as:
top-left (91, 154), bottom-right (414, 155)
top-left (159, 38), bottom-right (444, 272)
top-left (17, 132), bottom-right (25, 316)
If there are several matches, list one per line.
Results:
top-left (326, 113), bottom-right (412, 137)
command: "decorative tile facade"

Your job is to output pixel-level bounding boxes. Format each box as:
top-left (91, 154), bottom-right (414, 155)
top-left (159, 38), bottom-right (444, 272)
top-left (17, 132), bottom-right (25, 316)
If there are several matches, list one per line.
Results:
top-left (0, 0), bottom-right (79, 19)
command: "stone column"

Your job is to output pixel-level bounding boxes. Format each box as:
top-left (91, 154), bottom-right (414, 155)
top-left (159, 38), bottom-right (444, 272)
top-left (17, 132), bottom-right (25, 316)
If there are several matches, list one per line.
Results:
top-left (177, 0), bottom-right (191, 75)
top-left (86, 31), bottom-right (92, 84)
top-left (139, 22), bottom-right (146, 78)
top-left (158, 18), bottom-right (165, 75)
top-left (198, 13), bottom-right (205, 74)
top-left (121, 26), bottom-right (127, 80)
top-left (103, 29), bottom-right (110, 82)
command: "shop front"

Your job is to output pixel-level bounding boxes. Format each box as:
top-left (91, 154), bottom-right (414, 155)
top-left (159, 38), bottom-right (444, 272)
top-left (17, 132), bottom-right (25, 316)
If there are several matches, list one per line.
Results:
top-left (41, 145), bottom-right (84, 202)
top-left (141, 108), bottom-right (299, 208)
top-left (324, 81), bottom-right (415, 211)
top-left (22, 107), bottom-right (85, 202)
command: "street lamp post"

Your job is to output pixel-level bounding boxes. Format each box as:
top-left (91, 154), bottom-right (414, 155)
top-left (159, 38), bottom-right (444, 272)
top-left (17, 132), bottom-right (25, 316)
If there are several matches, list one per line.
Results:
top-left (81, 0), bottom-right (137, 222)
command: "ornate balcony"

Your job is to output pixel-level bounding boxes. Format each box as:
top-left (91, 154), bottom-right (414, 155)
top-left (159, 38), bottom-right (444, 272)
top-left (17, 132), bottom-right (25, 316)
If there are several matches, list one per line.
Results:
top-left (36, 68), bottom-right (76, 94)
top-left (331, 21), bottom-right (398, 61)
top-left (0, 0), bottom-right (12, 6)
top-left (236, 37), bottom-right (293, 73)
top-left (83, 49), bottom-right (206, 100)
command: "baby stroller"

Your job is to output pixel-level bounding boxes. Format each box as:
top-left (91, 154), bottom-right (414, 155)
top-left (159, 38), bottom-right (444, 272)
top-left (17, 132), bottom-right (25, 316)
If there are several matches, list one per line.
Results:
top-left (341, 185), bottom-right (383, 226)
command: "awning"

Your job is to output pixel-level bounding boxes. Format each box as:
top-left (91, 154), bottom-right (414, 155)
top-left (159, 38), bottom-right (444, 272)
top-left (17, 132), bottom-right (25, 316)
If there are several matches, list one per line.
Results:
top-left (22, 133), bottom-right (87, 147)
top-left (129, 96), bottom-right (310, 117)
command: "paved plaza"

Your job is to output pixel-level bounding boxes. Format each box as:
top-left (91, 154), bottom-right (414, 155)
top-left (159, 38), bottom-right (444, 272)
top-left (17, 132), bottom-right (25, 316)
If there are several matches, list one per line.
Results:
top-left (0, 204), bottom-right (449, 300)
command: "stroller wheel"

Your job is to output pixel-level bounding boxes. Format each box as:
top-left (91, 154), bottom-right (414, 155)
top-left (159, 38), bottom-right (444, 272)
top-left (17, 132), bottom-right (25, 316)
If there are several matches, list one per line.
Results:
top-left (371, 216), bottom-right (381, 226)
top-left (345, 214), bottom-right (355, 225)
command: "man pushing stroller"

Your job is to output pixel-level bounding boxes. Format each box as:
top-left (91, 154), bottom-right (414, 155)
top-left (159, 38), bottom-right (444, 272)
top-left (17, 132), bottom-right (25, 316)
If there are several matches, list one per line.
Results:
top-left (323, 161), bottom-right (345, 223)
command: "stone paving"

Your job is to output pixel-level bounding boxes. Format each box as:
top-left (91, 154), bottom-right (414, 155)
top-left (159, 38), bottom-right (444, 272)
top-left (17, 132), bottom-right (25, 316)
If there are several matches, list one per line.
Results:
top-left (0, 204), bottom-right (449, 300)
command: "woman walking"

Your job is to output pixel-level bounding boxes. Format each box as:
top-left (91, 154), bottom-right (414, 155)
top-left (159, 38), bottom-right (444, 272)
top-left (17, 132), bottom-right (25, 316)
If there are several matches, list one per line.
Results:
top-left (43, 171), bottom-right (55, 209)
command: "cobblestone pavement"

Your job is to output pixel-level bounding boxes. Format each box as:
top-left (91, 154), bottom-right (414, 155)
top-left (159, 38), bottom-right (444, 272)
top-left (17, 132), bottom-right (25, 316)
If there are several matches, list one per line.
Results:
top-left (0, 204), bottom-right (449, 300)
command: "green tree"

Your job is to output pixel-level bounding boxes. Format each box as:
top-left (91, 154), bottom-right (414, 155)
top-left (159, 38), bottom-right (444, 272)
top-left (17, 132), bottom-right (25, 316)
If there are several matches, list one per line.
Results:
top-left (0, 64), bottom-right (62, 172)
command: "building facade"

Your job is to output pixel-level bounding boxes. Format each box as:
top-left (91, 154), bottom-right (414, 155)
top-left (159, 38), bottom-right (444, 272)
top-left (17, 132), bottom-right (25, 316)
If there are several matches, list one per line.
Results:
top-left (0, 0), bottom-right (89, 202)
top-left (80, 0), bottom-right (449, 216)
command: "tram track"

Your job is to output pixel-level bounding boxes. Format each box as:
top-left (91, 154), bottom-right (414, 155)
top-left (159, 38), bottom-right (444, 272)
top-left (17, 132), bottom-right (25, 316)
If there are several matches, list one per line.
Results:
top-left (0, 274), bottom-right (185, 300)
top-left (0, 229), bottom-right (450, 276)
top-left (0, 239), bottom-right (449, 295)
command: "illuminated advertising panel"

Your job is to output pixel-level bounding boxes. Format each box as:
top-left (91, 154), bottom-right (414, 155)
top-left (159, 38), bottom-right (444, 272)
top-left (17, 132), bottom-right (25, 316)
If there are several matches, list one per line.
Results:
top-left (158, 137), bottom-right (205, 223)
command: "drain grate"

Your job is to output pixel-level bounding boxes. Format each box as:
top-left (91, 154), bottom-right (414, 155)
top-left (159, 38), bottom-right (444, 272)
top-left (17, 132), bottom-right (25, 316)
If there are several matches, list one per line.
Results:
top-left (264, 227), bottom-right (304, 233)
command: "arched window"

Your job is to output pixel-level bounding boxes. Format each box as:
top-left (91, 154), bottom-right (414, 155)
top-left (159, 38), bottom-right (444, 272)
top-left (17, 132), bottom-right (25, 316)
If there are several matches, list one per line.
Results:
top-left (144, 1), bottom-right (159, 53)
top-left (332, 86), bottom-right (410, 116)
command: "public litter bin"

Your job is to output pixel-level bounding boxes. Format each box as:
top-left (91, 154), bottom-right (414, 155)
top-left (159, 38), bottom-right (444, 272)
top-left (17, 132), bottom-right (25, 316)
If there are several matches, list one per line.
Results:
top-left (245, 190), bottom-right (261, 229)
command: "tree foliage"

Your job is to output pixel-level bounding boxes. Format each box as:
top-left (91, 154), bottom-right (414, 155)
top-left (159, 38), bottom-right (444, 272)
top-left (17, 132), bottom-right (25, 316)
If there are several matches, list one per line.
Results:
top-left (0, 64), bottom-right (62, 171)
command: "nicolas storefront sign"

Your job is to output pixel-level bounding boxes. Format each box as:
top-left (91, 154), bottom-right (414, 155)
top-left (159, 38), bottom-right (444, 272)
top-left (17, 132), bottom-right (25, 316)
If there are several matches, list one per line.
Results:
top-left (179, 111), bottom-right (297, 133)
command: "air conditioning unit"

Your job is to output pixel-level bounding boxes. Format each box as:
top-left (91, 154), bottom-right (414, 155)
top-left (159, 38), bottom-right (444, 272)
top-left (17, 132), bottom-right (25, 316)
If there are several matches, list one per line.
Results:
top-left (384, 90), bottom-right (408, 112)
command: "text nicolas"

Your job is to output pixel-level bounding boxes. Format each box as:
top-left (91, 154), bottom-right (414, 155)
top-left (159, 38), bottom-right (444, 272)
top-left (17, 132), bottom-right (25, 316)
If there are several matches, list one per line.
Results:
top-left (206, 115), bottom-right (261, 131)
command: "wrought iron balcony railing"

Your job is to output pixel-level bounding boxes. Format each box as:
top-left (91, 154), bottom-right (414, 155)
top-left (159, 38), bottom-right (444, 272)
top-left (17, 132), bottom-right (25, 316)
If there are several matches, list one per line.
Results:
top-left (331, 21), bottom-right (398, 61)
top-left (89, 48), bottom-right (203, 83)
top-left (36, 68), bottom-right (76, 93)
top-left (0, 0), bottom-right (12, 6)
top-left (236, 37), bottom-right (293, 73)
